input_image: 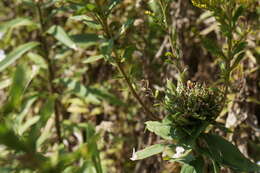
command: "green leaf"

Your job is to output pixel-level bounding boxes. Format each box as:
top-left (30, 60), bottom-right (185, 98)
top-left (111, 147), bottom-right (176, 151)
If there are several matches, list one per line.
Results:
top-left (211, 159), bottom-right (221, 173)
top-left (203, 38), bottom-right (225, 59)
top-left (0, 42), bottom-right (39, 72)
top-left (16, 95), bottom-right (39, 127)
top-left (181, 164), bottom-right (196, 173)
top-left (38, 97), bottom-right (55, 126)
top-left (122, 46), bottom-right (136, 60)
top-left (211, 122), bottom-right (232, 133)
top-left (232, 41), bottom-right (247, 56)
top-left (231, 52), bottom-right (245, 70)
top-left (59, 78), bottom-right (100, 104)
top-left (32, 97), bottom-right (55, 149)
top-left (0, 123), bottom-right (28, 152)
top-left (83, 55), bottom-right (104, 64)
top-left (85, 3), bottom-right (97, 11)
top-left (107, 0), bottom-right (122, 12)
top-left (19, 115), bottom-right (40, 135)
top-left (2, 66), bottom-right (28, 114)
top-left (117, 19), bottom-right (134, 37)
top-left (145, 121), bottom-right (173, 140)
top-left (181, 157), bottom-right (205, 173)
top-left (0, 18), bottom-right (38, 35)
top-left (100, 39), bottom-right (114, 62)
top-left (246, 97), bottom-right (260, 105)
top-left (166, 79), bottom-right (177, 94)
top-left (81, 123), bottom-right (103, 173)
top-left (70, 15), bottom-right (102, 30)
top-left (70, 34), bottom-right (100, 49)
top-left (0, 168), bottom-right (13, 173)
top-left (189, 156), bottom-right (204, 173)
top-left (232, 6), bottom-right (244, 24)
top-left (27, 52), bottom-right (47, 69)
top-left (58, 78), bottom-right (125, 106)
top-left (203, 134), bottom-right (260, 172)
top-left (130, 144), bottom-right (165, 160)
top-left (47, 25), bottom-right (78, 50)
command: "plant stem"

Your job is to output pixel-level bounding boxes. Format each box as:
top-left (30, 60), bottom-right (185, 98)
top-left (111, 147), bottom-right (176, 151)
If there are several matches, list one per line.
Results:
top-left (100, 15), bottom-right (158, 121)
top-left (36, 2), bottom-right (62, 143)
top-left (113, 52), bottom-right (159, 121)
top-left (222, 2), bottom-right (234, 105)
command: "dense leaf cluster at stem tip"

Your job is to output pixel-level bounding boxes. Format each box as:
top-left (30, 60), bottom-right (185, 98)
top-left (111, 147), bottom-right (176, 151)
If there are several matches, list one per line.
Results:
top-left (164, 81), bottom-right (224, 127)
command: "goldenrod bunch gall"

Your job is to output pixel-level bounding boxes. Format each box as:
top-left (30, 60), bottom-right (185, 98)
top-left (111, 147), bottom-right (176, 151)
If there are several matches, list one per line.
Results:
top-left (164, 81), bottom-right (224, 126)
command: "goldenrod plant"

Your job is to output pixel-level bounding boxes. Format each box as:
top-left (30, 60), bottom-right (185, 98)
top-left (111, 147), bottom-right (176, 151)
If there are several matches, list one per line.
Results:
top-left (0, 0), bottom-right (259, 172)
top-left (130, 0), bottom-right (260, 172)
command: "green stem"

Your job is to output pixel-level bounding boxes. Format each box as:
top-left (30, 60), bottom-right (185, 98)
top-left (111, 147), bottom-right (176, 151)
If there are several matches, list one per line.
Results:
top-left (221, 2), bottom-right (234, 108)
top-left (36, 2), bottom-right (62, 143)
top-left (212, 159), bottom-right (220, 173)
top-left (159, 0), bottom-right (168, 28)
top-left (113, 52), bottom-right (159, 121)
top-left (100, 16), bottom-right (158, 120)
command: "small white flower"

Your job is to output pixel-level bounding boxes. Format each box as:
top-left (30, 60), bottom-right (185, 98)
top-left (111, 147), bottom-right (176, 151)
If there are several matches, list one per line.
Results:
top-left (257, 161), bottom-right (260, 165)
top-left (172, 146), bottom-right (185, 158)
top-left (0, 50), bottom-right (6, 61)
top-left (130, 148), bottom-right (137, 161)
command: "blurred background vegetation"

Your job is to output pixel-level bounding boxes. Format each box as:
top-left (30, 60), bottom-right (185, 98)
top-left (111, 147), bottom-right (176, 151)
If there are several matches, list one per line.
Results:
top-left (0, 0), bottom-right (259, 172)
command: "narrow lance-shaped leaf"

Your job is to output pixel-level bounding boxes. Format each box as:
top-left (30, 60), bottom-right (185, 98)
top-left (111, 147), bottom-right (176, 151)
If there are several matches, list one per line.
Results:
top-left (232, 6), bottom-right (244, 24)
top-left (232, 41), bottom-right (247, 56)
top-left (0, 42), bottom-right (39, 72)
top-left (58, 78), bottom-right (125, 106)
top-left (107, 0), bottom-right (122, 13)
top-left (16, 95), bottom-right (39, 126)
top-left (19, 116), bottom-right (40, 135)
top-left (2, 65), bottom-right (28, 114)
top-left (100, 39), bottom-right (114, 62)
top-left (203, 38), bottom-right (225, 59)
top-left (32, 97), bottom-right (55, 149)
top-left (47, 25), bottom-right (78, 50)
top-left (83, 55), bottom-right (104, 64)
top-left (0, 18), bottom-right (38, 35)
top-left (69, 15), bottom-right (102, 30)
top-left (130, 144), bottom-right (165, 161)
top-left (231, 52), bottom-right (245, 70)
top-left (115, 19), bottom-right (134, 39)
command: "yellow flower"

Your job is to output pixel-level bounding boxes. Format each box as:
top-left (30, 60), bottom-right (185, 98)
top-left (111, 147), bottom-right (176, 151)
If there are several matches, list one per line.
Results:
top-left (144, 10), bottom-right (155, 17)
top-left (191, 0), bottom-right (249, 9)
top-left (191, 0), bottom-right (224, 9)
top-left (191, 0), bottom-right (209, 9)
